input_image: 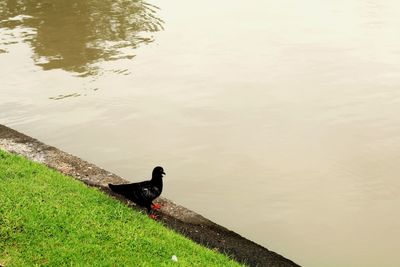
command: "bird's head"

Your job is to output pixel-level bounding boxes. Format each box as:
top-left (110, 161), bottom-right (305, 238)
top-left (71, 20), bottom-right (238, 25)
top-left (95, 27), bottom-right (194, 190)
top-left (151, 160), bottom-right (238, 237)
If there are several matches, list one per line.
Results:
top-left (152, 166), bottom-right (166, 179)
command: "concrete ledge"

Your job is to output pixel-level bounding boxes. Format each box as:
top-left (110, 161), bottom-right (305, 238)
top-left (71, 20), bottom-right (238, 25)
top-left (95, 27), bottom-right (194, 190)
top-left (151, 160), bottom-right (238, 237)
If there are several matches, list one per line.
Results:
top-left (0, 124), bottom-right (300, 267)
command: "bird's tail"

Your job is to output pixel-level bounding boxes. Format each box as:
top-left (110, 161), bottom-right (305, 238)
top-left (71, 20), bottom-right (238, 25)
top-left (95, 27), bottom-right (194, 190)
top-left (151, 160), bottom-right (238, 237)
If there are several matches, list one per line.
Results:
top-left (108, 183), bottom-right (126, 194)
top-left (108, 183), bottom-right (116, 191)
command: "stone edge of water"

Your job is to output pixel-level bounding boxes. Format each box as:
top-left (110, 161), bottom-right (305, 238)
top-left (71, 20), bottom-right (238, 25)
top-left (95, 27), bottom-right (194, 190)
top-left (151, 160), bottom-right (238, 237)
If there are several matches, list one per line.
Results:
top-left (0, 124), bottom-right (300, 267)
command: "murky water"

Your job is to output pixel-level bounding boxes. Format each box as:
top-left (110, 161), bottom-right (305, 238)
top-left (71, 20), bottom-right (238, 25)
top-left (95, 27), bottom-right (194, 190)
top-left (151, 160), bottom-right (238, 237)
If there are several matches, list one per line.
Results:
top-left (1, 0), bottom-right (400, 266)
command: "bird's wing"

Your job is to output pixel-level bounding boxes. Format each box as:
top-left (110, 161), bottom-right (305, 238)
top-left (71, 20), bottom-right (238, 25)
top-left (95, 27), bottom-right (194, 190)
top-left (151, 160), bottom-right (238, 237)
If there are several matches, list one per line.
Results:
top-left (137, 183), bottom-right (161, 202)
top-left (109, 181), bottom-right (161, 206)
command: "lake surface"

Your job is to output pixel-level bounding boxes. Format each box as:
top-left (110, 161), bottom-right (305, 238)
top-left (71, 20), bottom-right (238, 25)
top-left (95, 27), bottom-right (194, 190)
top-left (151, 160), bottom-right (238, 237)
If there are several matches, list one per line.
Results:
top-left (1, 0), bottom-right (400, 266)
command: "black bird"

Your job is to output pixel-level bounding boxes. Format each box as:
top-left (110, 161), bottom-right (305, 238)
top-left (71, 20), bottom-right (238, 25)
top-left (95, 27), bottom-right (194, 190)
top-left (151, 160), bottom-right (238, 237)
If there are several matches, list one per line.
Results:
top-left (108, 166), bottom-right (165, 214)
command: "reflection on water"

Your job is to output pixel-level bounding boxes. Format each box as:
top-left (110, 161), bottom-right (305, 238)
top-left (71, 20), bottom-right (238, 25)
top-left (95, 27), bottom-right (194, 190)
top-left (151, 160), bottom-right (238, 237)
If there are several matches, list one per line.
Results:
top-left (0, 0), bottom-right (163, 75)
top-left (49, 93), bottom-right (82, 100)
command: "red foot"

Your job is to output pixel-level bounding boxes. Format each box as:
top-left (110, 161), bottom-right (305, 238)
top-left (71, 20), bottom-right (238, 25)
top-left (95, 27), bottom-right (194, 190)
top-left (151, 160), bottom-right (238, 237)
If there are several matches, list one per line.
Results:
top-left (151, 203), bottom-right (162, 210)
top-left (149, 214), bottom-right (159, 220)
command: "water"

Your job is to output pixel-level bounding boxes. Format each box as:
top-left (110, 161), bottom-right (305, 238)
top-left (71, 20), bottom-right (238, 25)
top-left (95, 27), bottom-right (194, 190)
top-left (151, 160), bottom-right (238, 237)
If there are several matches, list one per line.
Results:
top-left (1, 0), bottom-right (400, 266)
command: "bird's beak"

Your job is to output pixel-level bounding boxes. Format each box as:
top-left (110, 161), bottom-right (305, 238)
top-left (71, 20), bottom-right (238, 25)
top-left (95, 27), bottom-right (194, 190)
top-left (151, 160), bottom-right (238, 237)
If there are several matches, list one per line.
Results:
top-left (162, 171), bottom-right (166, 175)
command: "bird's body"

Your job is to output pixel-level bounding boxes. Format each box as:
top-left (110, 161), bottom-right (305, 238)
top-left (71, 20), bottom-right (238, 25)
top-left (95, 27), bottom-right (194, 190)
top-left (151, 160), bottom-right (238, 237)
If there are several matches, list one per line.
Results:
top-left (108, 166), bottom-right (165, 212)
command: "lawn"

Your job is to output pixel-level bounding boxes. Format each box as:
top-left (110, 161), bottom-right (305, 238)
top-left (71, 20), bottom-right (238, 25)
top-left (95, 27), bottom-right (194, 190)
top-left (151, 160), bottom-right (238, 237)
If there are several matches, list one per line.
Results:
top-left (0, 149), bottom-right (241, 266)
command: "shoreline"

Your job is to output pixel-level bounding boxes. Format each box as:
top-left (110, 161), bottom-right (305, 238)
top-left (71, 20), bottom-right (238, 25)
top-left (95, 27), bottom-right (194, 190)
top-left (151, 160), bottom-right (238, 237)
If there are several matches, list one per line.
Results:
top-left (0, 124), bottom-right (299, 267)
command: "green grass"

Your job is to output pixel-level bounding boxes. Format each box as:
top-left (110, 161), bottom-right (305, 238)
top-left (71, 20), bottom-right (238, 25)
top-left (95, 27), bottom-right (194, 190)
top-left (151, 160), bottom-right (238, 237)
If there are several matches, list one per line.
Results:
top-left (0, 149), bottom-right (241, 267)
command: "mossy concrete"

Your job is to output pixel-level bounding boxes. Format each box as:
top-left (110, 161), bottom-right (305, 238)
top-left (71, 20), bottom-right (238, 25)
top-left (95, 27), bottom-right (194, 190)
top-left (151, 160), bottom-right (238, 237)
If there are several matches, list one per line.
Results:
top-left (0, 124), bottom-right (300, 267)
